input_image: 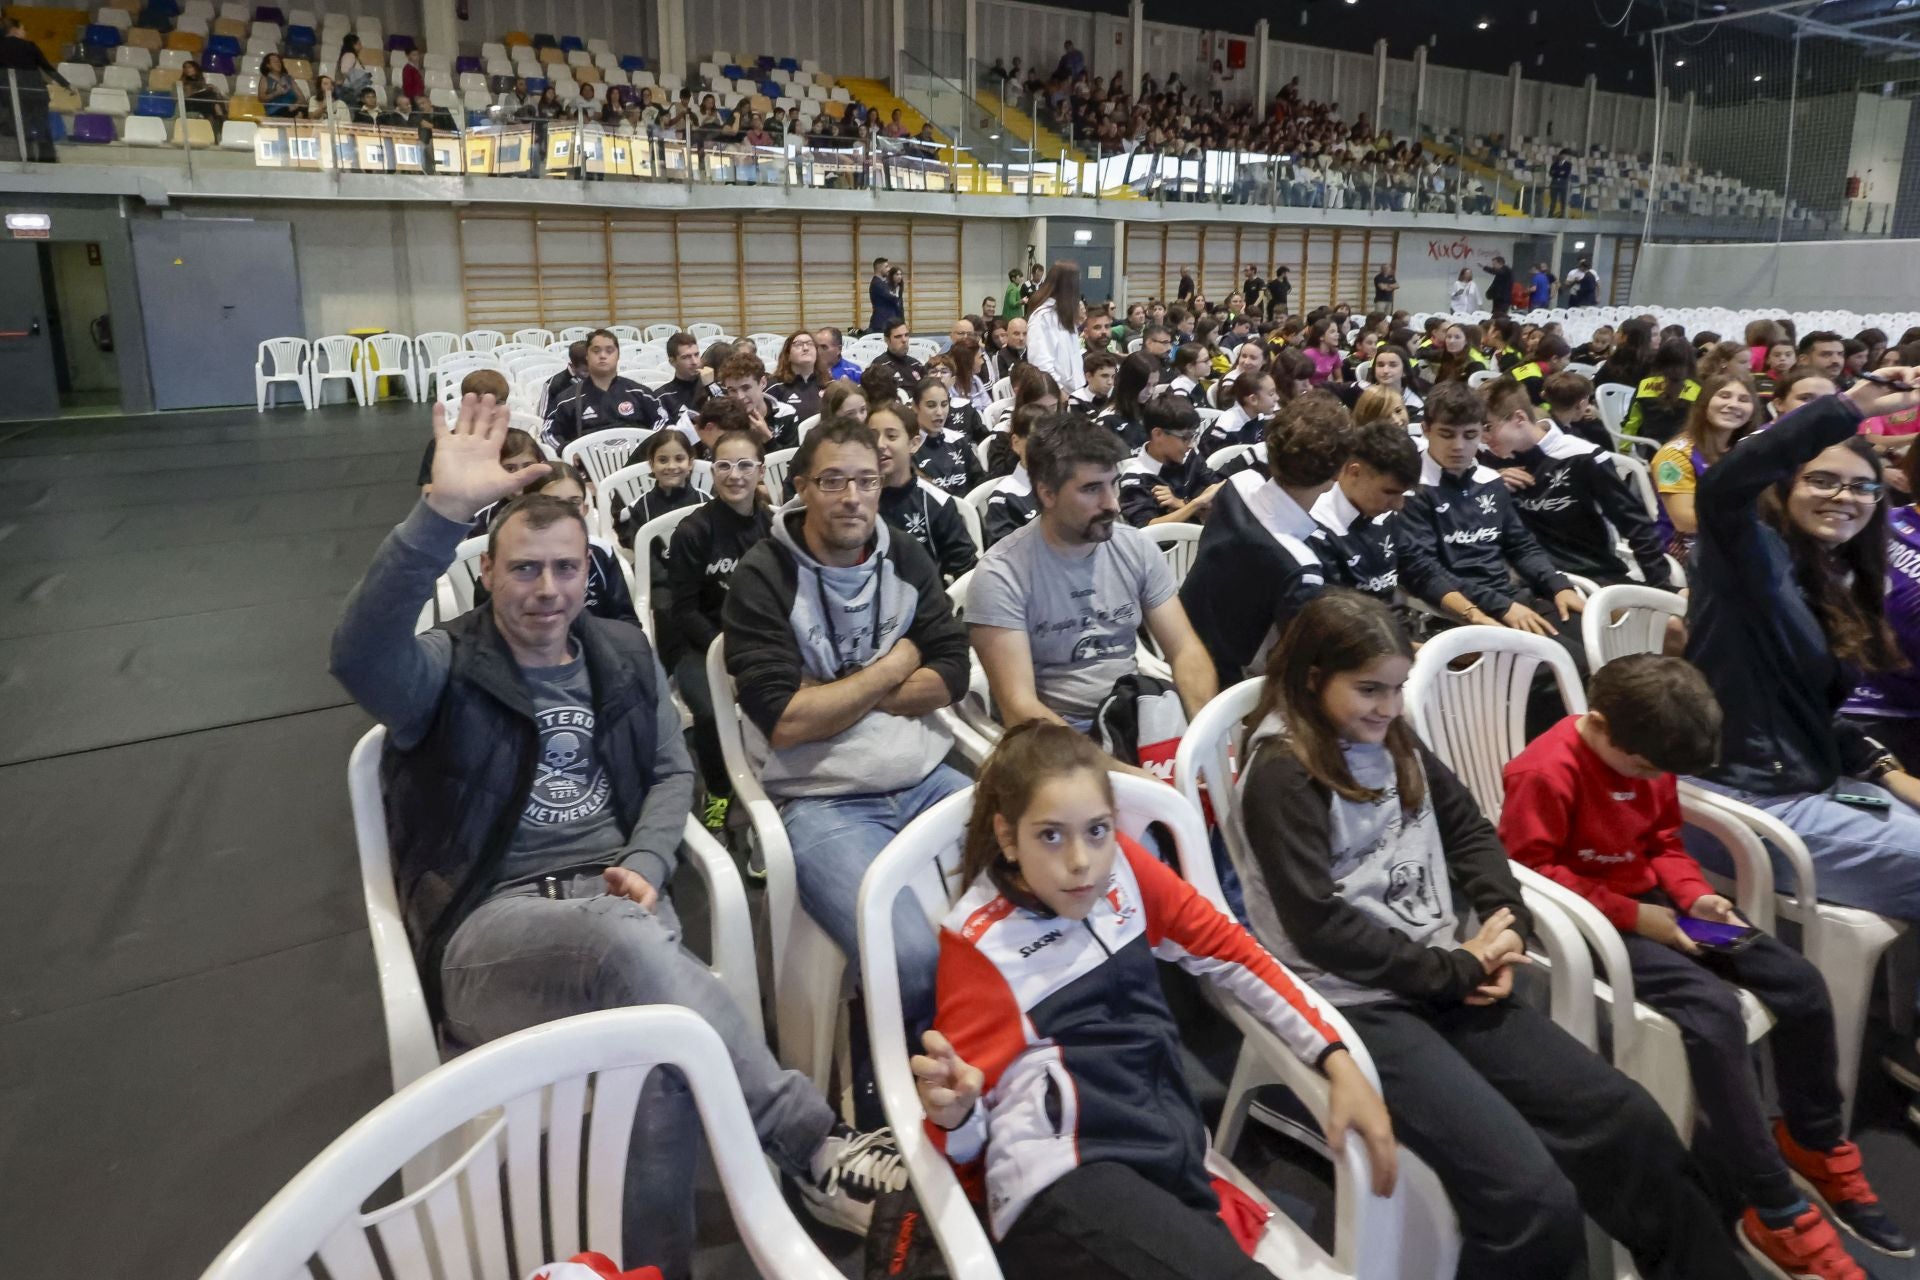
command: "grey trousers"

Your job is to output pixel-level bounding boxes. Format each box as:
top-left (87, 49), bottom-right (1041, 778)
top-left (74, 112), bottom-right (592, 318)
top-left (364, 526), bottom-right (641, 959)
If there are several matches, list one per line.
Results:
top-left (440, 870), bottom-right (835, 1276)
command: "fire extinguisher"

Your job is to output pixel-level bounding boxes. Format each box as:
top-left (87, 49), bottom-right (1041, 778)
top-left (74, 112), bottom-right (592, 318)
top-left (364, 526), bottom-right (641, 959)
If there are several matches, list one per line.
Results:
top-left (1846, 173), bottom-right (1862, 199)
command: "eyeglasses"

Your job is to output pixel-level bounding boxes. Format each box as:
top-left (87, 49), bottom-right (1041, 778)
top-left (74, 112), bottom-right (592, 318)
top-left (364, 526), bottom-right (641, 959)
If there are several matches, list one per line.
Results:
top-left (1800, 472), bottom-right (1884, 502)
top-left (711, 459), bottom-right (763, 476)
top-left (807, 473), bottom-right (884, 493)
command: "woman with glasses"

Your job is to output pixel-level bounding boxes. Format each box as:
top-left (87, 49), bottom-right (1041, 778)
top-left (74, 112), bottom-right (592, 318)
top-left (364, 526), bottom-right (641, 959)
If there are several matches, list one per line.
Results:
top-left (666, 425), bottom-right (773, 830)
top-left (1683, 368), bottom-right (1920, 1092)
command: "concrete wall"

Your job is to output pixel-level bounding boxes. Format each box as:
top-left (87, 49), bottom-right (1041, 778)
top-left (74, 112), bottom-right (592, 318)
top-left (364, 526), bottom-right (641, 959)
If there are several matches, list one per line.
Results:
top-left (1632, 237), bottom-right (1920, 311)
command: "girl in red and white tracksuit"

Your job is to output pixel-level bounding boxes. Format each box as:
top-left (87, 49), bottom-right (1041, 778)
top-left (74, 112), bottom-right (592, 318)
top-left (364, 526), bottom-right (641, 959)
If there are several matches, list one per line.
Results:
top-left (911, 722), bottom-right (1395, 1280)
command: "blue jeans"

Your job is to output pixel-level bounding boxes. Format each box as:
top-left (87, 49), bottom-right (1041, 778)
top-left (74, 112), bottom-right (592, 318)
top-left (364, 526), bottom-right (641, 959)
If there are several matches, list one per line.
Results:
top-left (779, 763), bottom-right (970, 1035)
top-left (1684, 774), bottom-right (1920, 1010)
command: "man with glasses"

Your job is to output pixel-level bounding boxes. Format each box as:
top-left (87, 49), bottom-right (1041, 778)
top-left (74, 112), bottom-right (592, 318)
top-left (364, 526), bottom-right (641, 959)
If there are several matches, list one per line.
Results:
top-left (721, 417), bottom-right (972, 1036)
top-left (1117, 397), bottom-right (1222, 527)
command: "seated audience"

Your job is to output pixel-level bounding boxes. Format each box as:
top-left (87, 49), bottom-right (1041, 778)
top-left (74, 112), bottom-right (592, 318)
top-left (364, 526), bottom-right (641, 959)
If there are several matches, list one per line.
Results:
top-left (1096, 351), bottom-right (1160, 449)
top-left (1166, 344), bottom-right (1212, 407)
top-left (1799, 330), bottom-right (1849, 387)
top-left (1212, 340), bottom-right (1268, 410)
top-left (473, 461), bottom-right (639, 626)
top-left (1478, 376), bottom-right (1674, 589)
top-left (767, 331), bottom-right (828, 421)
top-left (980, 404), bottom-right (1044, 547)
top-left (1181, 394), bottom-right (1351, 687)
top-left (1071, 349), bottom-right (1121, 416)
top-left (968, 414), bottom-right (1218, 744)
top-left (870, 401), bottom-right (978, 582)
top-left (1503, 656), bottom-right (1910, 1270)
top-left (923, 353), bottom-right (987, 441)
top-left (718, 352), bottom-right (801, 451)
top-left (1542, 370), bottom-right (1611, 450)
top-left (1510, 335), bottom-right (1570, 406)
top-left (916, 722), bottom-right (1394, 1280)
top-left (331, 399), bottom-right (905, 1262)
top-left (1652, 372), bottom-right (1761, 563)
top-left (721, 419), bottom-right (971, 1032)
top-left (1681, 368), bottom-right (1920, 1085)
top-left (665, 427), bottom-right (771, 830)
top-left (907, 376), bottom-right (986, 497)
top-left (545, 340), bottom-right (588, 413)
top-left (1235, 590), bottom-right (1748, 1280)
top-left (544, 328), bottom-right (666, 449)
top-left (651, 332), bottom-right (710, 430)
top-left (1117, 397), bottom-right (1221, 528)
top-left (869, 319), bottom-right (924, 386)
top-left (1622, 337), bottom-right (1702, 445)
top-left (1361, 343), bottom-right (1424, 428)
top-left (1199, 366), bottom-right (1279, 457)
top-left (1309, 416), bottom-right (1421, 611)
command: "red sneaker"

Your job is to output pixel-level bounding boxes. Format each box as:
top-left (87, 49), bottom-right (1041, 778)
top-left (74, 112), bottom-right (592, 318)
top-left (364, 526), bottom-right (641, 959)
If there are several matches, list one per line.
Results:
top-left (1739, 1206), bottom-right (1864, 1280)
top-left (1774, 1121), bottom-right (1914, 1257)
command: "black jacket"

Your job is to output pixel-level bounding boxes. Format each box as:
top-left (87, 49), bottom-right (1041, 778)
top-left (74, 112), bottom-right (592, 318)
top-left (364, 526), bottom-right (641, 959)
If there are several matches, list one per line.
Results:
top-left (1687, 395), bottom-right (1889, 795)
top-left (869, 349), bottom-right (924, 387)
top-left (665, 499), bottom-right (773, 667)
top-left (653, 374), bottom-right (710, 428)
top-left (1484, 264), bottom-right (1513, 307)
top-left (983, 468), bottom-right (1039, 547)
top-left (1117, 448), bottom-right (1218, 527)
top-left (1198, 406), bottom-right (1265, 459)
top-left (1489, 425), bottom-right (1672, 588)
top-left (1398, 455), bottom-right (1571, 613)
top-left (544, 375), bottom-right (666, 447)
top-left (1309, 484), bottom-right (1402, 604)
top-left (880, 477), bottom-right (978, 581)
top-left (1095, 408), bottom-right (1148, 451)
top-left (767, 376), bottom-right (824, 421)
top-left (1179, 471), bottom-right (1334, 687)
top-left (378, 604), bottom-right (664, 1012)
top-left (913, 428), bottom-right (986, 497)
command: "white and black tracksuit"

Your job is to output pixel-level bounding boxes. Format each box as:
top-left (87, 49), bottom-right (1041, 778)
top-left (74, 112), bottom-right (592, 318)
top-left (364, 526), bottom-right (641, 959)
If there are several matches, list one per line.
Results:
top-left (879, 476), bottom-right (978, 581)
top-left (913, 428), bottom-right (986, 497)
top-left (1487, 425), bottom-right (1672, 589)
top-left (1179, 471), bottom-right (1335, 687)
top-left (544, 375), bottom-right (667, 449)
top-left (982, 467), bottom-right (1039, 548)
top-left (1117, 448), bottom-right (1218, 528)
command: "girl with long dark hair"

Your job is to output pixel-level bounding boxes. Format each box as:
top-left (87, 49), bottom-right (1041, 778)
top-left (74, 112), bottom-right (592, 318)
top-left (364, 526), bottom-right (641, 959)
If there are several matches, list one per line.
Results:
top-left (1024, 259), bottom-right (1086, 397)
top-left (1651, 371), bottom-right (1761, 562)
top-left (1623, 337), bottom-right (1700, 445)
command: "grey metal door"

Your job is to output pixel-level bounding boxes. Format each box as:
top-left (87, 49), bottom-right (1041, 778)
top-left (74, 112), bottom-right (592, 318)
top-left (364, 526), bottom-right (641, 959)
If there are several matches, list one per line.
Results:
top-left (0, 242), bottom-right (60, 421)
top-left (131, 219), bottom-right (305, 409)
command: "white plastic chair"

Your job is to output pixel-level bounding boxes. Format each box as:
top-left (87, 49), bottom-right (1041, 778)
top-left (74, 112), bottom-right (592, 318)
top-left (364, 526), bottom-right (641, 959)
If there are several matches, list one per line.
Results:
top-left (857, 771), bottom-right (1440, 1280)
top-left (413, 331), bottom-right (462, 395)
top-left (558, 325), bottom-right (596, 343)
top-left (1581, 584), bottom-right (1686, 672)
top-left (1207, 442), bottom-right (1258, 473)
top-left (1595, 383), bottom-right (1636, 437)
top-left (625, 503), bottom-right (704, 648)
top-left (1404, 628), bottom-right (1777, 1142)
top-left (643, 323), bottom-right (680, 343)
top-left (1467, 369), bottom-right (1499, 390)
top-left (255, 337), bottom-right (313, 410)
top-left (687, 322), bottom-right (724, 343)
top-left (951, 487), bottom-right (984, 553)
top-left (795, 412), bottom-right (820, 442)
top-left (310, 334), bottom-right (367, 406)
top-left (762, 446), bottom-right (798, 503)
top-left (607, 324), bottom-right (643, 343)
top-left (198, 1008), bottom-right (838, 1280)
top-left (511, 326), bottom-right (554, 347)
top-left (1144, 521), bottom-right (1202, 583)
top-left (706, 634), bottom-right (845, 1091)
top-left (565, 427), bottom-right (657, 487)
top-left (363, 332), bottom-right (420, 403)
top-left (462, 328), bottom-right (507, 353)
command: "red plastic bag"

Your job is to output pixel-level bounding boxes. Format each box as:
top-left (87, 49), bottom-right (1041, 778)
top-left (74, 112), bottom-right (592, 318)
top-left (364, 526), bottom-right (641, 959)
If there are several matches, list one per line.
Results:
top-left (526, 1253), bottom-right (663, 1280)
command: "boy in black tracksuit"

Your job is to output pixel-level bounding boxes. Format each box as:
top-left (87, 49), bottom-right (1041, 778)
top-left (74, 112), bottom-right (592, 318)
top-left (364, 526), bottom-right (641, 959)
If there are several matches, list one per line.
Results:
top-left (1399, 382), bottom-right (1589, 733)
top-left (879, 475), bottom-right (978, 582)
top-left (1179, 398), bottom-right (1349, 687)
top-left (1308, 418), bottom-right (1421, 612)
top-left (1479, 376), bottom-right (1673, 589)
top-left (544, 372), bottom-right (667, 448)
top-left (666, 489), bottom-right (774, 802)
top-left (1117, 398), bottom-right (1221, 527)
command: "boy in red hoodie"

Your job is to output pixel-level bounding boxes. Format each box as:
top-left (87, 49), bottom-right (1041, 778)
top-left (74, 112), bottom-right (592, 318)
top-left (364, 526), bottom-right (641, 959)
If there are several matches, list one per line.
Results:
top-left (1500, 655), bottom-right (1909, 1279)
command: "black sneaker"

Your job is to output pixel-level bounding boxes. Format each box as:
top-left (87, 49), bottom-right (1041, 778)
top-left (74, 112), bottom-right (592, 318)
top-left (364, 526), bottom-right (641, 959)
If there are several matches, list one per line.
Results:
top-left (1880, 1034), bottom-right (1920, 1093)
top-left (798, 1125), bottom-right (909, 1236)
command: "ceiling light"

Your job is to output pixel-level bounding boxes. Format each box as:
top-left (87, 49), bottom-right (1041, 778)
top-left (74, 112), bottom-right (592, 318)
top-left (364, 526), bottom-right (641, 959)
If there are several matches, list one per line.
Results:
top-left (1574, 240), bottom-right (1587, 249)
top-left (1753, 74), bottom-right (1763, 81)
top-left (1674, 58), bottom-right (1686, 67)
top-left (1476, 19), bottom-right (1490, 29)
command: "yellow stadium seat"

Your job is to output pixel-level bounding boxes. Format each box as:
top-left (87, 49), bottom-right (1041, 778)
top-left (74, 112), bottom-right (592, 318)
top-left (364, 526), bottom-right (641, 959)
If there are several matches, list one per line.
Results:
top-left (821, 99), bottom-right (845, 119)
top-left (165, 30), bottom-right (203, 52)
top-left (148, 66), bottom-right (179, 92)
top-left (538, 47), bottom-right (564, 64)
top-left (211, 17), bottom-right (246, 37)
top-left (814, 74), bottom-right (835, 89)
top-left (573, 64), bottom-right (598, 83)
top-left (284, 57), bottom-right (310, 78)
top-left (502, 30), bottom-right (530, 47)
top-left (173, 116), bottom-right (216, 146)
top-left (124, 26), bottom-right (161, 50)
top-left (48, 82), bottom-right (81, 112)
top-left (226, 94), bottom-right (265, 121)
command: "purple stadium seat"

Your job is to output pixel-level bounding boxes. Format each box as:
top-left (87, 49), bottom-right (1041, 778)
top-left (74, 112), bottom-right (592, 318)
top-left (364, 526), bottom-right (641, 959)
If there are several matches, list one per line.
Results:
top-left (202, 50), bottom-right (235, 73)
top-left (454, 54), bottom-right (481, 75)
top-left (386, 33), bottom-right (416, 52)
top-left (253, 5), bottom-right (284, 23)
top-left (71, 113), bottom-right (118, 143)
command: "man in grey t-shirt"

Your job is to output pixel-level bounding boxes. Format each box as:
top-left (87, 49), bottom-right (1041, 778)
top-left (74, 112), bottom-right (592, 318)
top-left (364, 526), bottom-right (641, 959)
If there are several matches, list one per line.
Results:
top-left (968, 413), bottom-right (1219, 736)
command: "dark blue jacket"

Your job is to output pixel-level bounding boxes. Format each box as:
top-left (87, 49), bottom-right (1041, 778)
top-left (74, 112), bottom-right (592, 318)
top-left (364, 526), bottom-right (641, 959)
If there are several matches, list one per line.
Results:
top-left (1687, 394), bottom-right (1890, 795)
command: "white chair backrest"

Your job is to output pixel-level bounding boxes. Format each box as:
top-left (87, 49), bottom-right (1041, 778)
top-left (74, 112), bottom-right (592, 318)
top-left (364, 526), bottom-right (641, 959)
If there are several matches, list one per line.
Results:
top-left (1172, 676), bottom-right (1265, 891)
top-left (1582, 584), bottom-right (1686, 673)
top-left (643, 323), bottom-right (681, 343)
top-left (313, 333), bottom-right (361, 371)
top-left (1607, 450), bottom-right (1658, 520)
top-left (1467, 368), bottom-right (1498, 390)
top-left (440, 535), bottom-right (489, 614)
top-left (564, 428), bottom-right (656, 486)
top-left (1405, 628), bottom-right (1586, 822)
top-left (558, 325), bottom-right (595, 342)
top-left (629, 502), bottom-right (705, 646)
top-left (796, 412), bottom-right (821, 442)
top-left (462, 328), bottom-right (506, 352)
top-left (1144, 521), bottom-right (1202, 582)
top-left (1207, 442), bottom-right (1257, 473)
top-left (366, 332), bottom-right (414, 377)
top-left (607, 324), bottom-right (643, 343)
top-left (762, 446), bottom-right (798, 503)
top-left (414, 331), bottom-right (461, 372)
top-left (597, 460), bottom-right (712, 527)
top-left (257, 336), bottom-right (308, 374)
top-left (687, 322), bottom-right (724, 342)
top-left (952, 486), bottom-right (984, 552)
top-left (511, 326), bottom-right (555, 347)
top-left (198, 1008), bottom-right (843, 1280)
top-left (1595, 382), bottom-right (1636, 435)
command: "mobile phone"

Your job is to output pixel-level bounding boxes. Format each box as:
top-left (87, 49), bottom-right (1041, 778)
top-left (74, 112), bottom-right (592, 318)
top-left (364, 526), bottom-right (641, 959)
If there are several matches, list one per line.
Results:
top-left (1678, 915), bottom-right (1757, 952)
top-left (1833, 789), bottom-right (1893, 811)
top-left (1857, 371), bottom-right (1916, 392)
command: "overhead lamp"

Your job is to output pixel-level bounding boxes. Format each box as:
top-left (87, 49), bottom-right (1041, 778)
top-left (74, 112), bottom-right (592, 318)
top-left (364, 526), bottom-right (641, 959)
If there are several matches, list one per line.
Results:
top-left (1574, 239), bottom-right (1587, 249)
top-left (1753, 74), bottom-right (1763, 81)
top-left (1674, 58), bottom-right (1686, 67)
top-left (1476, 19), bottom-right (1490, 29)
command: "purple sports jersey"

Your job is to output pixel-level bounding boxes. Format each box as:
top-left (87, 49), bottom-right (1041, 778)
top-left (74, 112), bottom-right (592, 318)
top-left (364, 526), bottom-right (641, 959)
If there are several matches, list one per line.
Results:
top-left (1846, 504), bottom-right (1920, 718)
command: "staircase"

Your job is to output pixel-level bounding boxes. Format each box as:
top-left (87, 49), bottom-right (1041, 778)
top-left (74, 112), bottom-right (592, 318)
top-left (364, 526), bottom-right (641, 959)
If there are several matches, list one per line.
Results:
top-left (836, 76), bottom-right (985, 189)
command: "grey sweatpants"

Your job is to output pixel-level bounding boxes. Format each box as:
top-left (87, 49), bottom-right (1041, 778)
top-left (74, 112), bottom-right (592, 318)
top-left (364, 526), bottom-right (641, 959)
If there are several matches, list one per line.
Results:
top-left (440, 869), bottom-right (835, 1277)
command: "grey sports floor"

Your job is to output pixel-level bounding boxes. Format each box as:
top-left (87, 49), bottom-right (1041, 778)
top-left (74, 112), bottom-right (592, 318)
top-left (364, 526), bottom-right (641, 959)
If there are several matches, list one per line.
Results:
top-left (0, 402), bottom-right (1914, 1279)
